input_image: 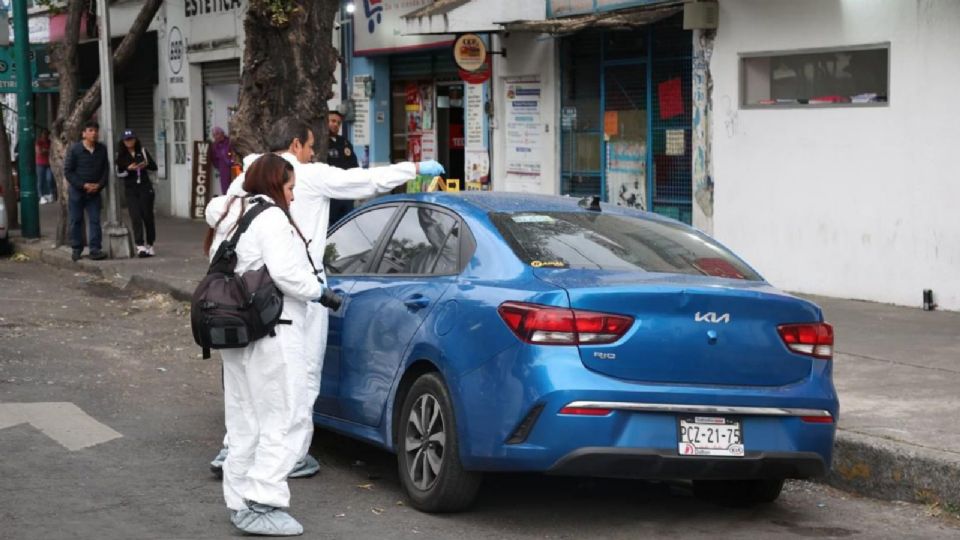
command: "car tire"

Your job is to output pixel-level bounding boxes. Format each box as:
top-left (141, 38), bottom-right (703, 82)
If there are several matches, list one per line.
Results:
top-left (693, 478), bottom-right (784, 505)
top-left (0, 238), bottom-right (11, 257)
top-left (396, 372), bottom-right (481, 512)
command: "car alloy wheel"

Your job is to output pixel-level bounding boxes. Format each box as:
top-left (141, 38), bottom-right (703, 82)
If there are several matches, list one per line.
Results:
top-left (396, 372), bottom-right (482, 512)
top-left (405, 393), bottom-right (446, 491)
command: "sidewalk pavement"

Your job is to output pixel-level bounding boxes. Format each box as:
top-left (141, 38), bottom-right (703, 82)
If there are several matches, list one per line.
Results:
top-left (10, 203), bottom-right (960, 511)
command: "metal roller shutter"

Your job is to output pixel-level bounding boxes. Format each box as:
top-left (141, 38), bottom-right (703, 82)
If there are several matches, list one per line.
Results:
top-left (390, 51), bottom-right (458, 79)
top-left (201, 59), bottom-right (241, 86)
top-left (123, 85), bottom-right (156, 157)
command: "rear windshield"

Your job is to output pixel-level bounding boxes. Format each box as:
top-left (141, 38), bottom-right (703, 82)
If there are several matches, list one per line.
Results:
top-left (490, 211), bottom-right (762, 281)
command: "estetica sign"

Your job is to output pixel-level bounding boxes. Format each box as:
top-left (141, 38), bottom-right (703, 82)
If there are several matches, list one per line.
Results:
top-left (185, 0), bottom-right (242, 17)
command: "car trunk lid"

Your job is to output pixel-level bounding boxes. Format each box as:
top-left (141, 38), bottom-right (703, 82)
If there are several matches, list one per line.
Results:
top-left (536, 269), bottom-right (821, 386)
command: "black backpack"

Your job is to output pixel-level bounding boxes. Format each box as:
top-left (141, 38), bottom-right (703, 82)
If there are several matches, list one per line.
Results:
top-left (191, 200), bottom-right (285, 359)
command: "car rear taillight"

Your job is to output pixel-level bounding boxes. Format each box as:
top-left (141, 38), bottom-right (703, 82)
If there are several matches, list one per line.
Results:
top-left (558, 406), bottom-right (612, 416)
top-left (777, 323), bottom-right (834, 359)
top-left (498, 302), bottom-right (633, 345)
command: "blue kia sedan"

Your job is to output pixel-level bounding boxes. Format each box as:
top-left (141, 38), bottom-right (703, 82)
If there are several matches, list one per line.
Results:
top-left (316, 192), bottom-right (838, 512)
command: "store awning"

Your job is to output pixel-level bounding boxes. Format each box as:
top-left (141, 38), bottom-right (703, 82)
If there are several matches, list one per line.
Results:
top-left (403, 0), bottom-right (546, 36)
top-left (499, 3), bottom-right (683, 34)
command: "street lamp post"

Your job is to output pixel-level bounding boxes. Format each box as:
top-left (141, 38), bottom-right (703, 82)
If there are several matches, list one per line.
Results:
top-left (96, 0), bottom-right (131, 258)
top-left (12, 0), bottom-right (38, 238)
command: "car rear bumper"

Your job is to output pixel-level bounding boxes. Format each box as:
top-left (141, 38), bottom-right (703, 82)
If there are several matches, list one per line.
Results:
top-left (454, 344), bottom-right (838, 475)
top-left (548, 447), bottom-right (826, 480)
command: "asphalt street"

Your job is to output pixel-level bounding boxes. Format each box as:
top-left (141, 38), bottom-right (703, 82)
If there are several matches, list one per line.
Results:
top-left (1, 258), bottom-right (958, 540)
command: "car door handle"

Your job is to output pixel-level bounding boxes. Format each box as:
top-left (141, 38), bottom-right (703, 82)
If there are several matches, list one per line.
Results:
top-left (403, 294), bottom-right (431, 311)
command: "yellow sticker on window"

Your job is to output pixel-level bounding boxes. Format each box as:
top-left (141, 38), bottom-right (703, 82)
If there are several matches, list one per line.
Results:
top-left (531, 260), bottom-right (568, 269)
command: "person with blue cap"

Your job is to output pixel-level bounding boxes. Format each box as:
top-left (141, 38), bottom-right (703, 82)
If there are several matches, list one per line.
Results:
top-left (115, 129), bottom-right (158, 257)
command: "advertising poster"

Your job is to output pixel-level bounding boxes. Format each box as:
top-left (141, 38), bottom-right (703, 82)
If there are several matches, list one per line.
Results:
top-left (351, 75), bottom-right (371, 145)
top-left (465, 83), bottom-right (484, 150)
top-left (504, 77), bottom-right (543, 183)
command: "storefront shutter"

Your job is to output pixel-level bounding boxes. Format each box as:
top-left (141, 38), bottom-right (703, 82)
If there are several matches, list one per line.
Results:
top-left (123, 85), bottom-right (156, 157)
top-left (389, 51), bottom-right (458, 79)
top-left (201, 59), bottom-right (241, 86)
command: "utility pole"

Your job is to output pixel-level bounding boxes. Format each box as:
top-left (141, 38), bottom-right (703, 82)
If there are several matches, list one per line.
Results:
top-left (96, 0), bottom-right (131, 258)
top-left (12, 0), bottom-right (38, 238)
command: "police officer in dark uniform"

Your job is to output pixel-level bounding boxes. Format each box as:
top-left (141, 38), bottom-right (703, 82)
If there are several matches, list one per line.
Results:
top-left (326, 110), bottom-right (360, 227)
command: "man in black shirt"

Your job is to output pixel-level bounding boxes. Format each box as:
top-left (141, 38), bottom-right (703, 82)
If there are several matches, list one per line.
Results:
top-left (325, 111), bottom-right (360, 227)
top-left (63, 121), bottom-right (109, 261)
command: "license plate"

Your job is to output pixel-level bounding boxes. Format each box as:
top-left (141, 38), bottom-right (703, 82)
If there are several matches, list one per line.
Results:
top-left (678, 416), bottom-right (744, 457)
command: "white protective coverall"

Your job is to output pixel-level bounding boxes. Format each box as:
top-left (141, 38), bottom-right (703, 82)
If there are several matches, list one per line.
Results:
top-left (205, 194), bottom-right (323, 511)
top-left (227, 153), bottom-right (418, 460)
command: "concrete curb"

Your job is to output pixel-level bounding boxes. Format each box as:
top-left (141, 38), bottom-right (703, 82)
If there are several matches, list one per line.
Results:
top-left (830, 429), bottom-right (960, 511)
top-left (10, 235), bottom-right (960, 512)
top-left (12, 237), bottom-right (106, 278)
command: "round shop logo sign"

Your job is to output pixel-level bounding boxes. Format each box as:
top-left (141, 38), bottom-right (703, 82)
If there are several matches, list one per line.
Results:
top-left (453, 33), bottom-right (486, 73)
top-left (169, 26), bottom-right (184, 75)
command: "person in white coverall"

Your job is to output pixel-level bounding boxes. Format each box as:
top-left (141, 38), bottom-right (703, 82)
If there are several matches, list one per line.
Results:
top-left (208, 117), bottom-right (444, 484)
top-left (204, 154), bottom-right (324, 536)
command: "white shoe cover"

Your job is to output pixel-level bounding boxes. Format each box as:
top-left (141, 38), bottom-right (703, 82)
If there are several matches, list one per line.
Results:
top-left (231, 504), bottom-right (303, 536)
top-left (288, 455), bottom-right (320, 479)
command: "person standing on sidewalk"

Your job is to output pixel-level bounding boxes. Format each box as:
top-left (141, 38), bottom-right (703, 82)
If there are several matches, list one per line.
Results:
top-left (324, 111), bottom-right (359, 227)
top-left (63, 121), bottom-right (109, 261)
top-left (115, 129), bottom-right (158, 258)
top-left (35, 129), bottom-right (55, 204)
top-left (210, 126), bottom-right (235, 196)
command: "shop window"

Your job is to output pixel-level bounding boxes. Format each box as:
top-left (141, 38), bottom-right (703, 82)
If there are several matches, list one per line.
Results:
top-left (172, 98), bottom-right (188, 165)
top-left (561, 32), bottom-right (602, 195)
top-left (741, 44), bottom-right (889, 107)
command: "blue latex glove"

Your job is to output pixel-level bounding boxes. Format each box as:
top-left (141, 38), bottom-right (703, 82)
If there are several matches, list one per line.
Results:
top-left (417, 160), bottom-right (445, 177)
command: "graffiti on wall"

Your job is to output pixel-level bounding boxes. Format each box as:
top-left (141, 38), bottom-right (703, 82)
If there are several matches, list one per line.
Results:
top-left (692, 29), bottom-right (715, 224)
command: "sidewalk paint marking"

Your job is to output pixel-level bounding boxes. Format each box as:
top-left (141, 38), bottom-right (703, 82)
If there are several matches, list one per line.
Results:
top-left (0, 402), bottom-right (123, 451)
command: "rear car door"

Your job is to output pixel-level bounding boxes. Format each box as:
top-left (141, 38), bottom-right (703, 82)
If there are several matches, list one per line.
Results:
top-left (338, 204), bottom-right (461, 427)
top-left (317, 205), bottom-right (400, 417)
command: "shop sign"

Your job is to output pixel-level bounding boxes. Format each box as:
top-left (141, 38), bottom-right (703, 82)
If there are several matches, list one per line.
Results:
top-left (453, 34), bottom-right (486, 72)
top-left (548, 0), bottom-right (667, 18)
top-left (191, 141), bottom-right (212, 219)
top-left (0, 44), bottom-right (59, 93)
top-left (354, 0), bottom-right (452, 56)
top-left (458, 54), bottom-right (491, 85)
top-left (185, 0), bottom-right (243, 18)
top-left (168, 26), bottom-right (185, 85)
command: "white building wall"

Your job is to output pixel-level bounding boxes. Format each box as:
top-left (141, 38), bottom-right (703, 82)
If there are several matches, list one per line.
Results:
top-left (159, 0), bottom-right (246, 217)
top-left (711, 0), bottom-right (960, 311)
top-left (491, 32), bottom-right (559, 195)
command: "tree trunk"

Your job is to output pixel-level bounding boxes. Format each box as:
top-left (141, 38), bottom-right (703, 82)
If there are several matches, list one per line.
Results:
top-left (49, 0), bottom-right (163, 247)
top-left (231, 1), bottom-right (340, 160)
top-left (0, 105), bottom-right (15, 231)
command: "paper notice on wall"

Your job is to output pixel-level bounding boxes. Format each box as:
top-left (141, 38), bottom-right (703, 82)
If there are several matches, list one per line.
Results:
top-left (465, 150), bottom-right (489, 184)
top-left (606, 141), bottom-right (646, 210)
top-left (666, 129), bottom-right (685, 156)
top-left (504, 76), bottom-right (543, 181)
top-left (465, 83), bottom-right (484, 150)
top-left (421, 131), bottom-right (436, 161)
top-left (658, 77), bottom-right (683, 120)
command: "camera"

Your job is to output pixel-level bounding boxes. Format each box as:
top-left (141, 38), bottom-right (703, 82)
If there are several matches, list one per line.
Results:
top-left (316, 287), bottom-right (343, 311)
